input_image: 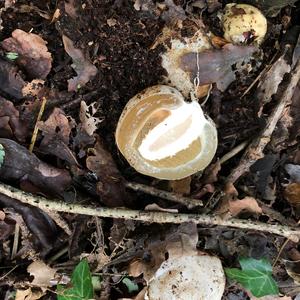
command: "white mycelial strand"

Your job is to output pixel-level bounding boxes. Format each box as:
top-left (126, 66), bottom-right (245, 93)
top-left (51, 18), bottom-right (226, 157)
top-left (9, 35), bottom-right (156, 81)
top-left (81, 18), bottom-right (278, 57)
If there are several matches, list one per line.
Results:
top-left (138, 101), bottom-right (206, 161)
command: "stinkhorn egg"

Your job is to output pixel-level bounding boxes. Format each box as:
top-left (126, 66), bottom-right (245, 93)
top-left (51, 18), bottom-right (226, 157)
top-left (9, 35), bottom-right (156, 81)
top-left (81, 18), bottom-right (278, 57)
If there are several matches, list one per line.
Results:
top-left (115, 85), bottom-right (217, 180)
top-left (222, 3), bottom-right (267, 45)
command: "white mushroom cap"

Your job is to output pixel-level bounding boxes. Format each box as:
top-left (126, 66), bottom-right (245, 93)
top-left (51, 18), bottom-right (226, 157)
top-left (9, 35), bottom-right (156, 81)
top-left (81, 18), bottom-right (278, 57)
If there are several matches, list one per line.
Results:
top-left (145, 254), bottom-right (225, 300)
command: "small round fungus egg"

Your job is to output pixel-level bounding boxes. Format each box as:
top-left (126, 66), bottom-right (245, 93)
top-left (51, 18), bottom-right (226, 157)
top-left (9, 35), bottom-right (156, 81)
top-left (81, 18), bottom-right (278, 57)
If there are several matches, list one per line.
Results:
top-left (223, 3), bottom-right (267, 45)
top-left (115, 85), bottom-right (217, 180)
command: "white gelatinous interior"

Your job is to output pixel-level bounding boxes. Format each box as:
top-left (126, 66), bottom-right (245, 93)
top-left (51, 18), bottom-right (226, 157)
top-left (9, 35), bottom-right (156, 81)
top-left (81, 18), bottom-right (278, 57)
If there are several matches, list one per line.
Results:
top-left (138, 101), bottom-right (206, 161)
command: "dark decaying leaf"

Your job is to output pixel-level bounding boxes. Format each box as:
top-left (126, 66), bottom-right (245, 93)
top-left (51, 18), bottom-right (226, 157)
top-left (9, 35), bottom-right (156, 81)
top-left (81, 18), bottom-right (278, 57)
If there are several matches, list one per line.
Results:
top-left (86, 139), bottom-right (131, 207)
top-left (0, 194), bottom-right (58, 254)
top-left (0, 58), bottom-right (26, 100)
top-left (0, 138), bottom-right (71, 197)
top-left (180, 44), bottom-right (257, 91)
top-left (0, 97), bottom-right (29, 142)
top-left (285, 164), bottom-right (300, 183)
top-left (246, 0), bottom-right (297, 17)
top-left (256, 55), bottom-right (291, 116)
top-left (62, 35), bottom-right (98, 92)
top-left (37, 108), bottom-right (78, 165)
top-left (1, 29), bottom-right (52, 80)
top-left (160, 0), bottom-right (186, 24)
top-left (0, 210), bottom-right (16, 241)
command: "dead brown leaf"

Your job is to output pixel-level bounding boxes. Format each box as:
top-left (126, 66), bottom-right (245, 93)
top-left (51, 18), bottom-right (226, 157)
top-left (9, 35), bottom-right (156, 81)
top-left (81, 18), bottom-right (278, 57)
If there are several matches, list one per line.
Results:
top-left (168, 176), bottom-right (191, 195)
top-left (15, 288), bottom-right (44, 300)
top-left (79, 101), bottom-right (102, 136)
top-left (27, 260), bottom-right (57, 288)
top-left (0, 58), bottom-right (26, 100)
top-left (284, 183), bottom-right (300, 210)
top-left (1, 29), bottom-right (52, 80)
top-left (160, 0), bottom-right (186, 24)
top-left (0, 97), bottom-right (28, 142)
top-left (64, 0), bottom-right (77, 18)
top-left (38, 108), bottom-right (73, 145)
top-left (180, 44), bottom-right (257, 91)
top-left (86, 138), bottom-right (130, 207)
top-left (228, 197), bottom-right (262, 217)
top-left (62, 35), bottom-right (98, 92)
top-left (256, 55), bottom-right (291, 116)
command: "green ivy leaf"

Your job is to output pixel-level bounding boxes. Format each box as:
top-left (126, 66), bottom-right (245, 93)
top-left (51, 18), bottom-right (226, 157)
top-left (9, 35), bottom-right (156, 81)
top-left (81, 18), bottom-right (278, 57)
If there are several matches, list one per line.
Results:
top-left (122, 277), bottom-right (139, 293)
top-left (0, 144), bottom-right (5, 168)
top-left (6, 52), bottom-right (19, 61)
top-left (57, 259), bottom-right (94, 300)
top-left (225, 258), bottom-right (279, 298)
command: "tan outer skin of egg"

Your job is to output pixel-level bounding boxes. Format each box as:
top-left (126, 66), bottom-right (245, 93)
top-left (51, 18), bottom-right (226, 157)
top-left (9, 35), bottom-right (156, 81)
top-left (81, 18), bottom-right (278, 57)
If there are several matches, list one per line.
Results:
top-left (223, 3), bottom-right (267, 45)
top-left (115, 85), bottom-right (217, 180)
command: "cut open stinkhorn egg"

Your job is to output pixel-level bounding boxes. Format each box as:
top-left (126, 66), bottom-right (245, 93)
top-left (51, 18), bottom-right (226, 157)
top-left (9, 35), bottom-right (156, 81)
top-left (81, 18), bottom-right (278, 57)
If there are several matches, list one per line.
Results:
top-left (115, 85), bottom-right (217, 180)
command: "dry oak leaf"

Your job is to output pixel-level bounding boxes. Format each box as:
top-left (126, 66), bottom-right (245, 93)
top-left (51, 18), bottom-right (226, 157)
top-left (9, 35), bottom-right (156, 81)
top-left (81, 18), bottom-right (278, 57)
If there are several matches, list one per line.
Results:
top-left (15, 288), bottom-right (44, 300)
top-left (1, 29), bottom-right (52, 79)
top-left (27, 260), bottom-right (57, 288)
top-left (62, 35), bottom-right (98, 92)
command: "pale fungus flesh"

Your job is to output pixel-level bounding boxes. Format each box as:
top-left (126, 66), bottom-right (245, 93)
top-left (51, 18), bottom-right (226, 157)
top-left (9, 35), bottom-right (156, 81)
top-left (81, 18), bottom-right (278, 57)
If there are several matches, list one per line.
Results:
top-left (222, 3), bottom-right (267, 45)
top-left (160, 29), bottom-right (212, 98)
top-left (145, 254), bottom-right (225, 300)
top-left (115, 85), bottom-right (217, 180)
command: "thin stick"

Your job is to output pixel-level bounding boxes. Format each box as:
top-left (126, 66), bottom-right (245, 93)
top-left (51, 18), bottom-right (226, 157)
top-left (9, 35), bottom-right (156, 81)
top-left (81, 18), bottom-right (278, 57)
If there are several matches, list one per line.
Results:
top-left (227, 59), bottom-right (300, 183)
top-left (219, 140), bottom-right (249, 164)
top-left (0, 182), bottom-right (299, 242)
top-left (125, 181), bottom-right (203, 209)
top-left (29, 97), bottom-right (47, 153)
top-left (11, 223), bottom-right (19, 259)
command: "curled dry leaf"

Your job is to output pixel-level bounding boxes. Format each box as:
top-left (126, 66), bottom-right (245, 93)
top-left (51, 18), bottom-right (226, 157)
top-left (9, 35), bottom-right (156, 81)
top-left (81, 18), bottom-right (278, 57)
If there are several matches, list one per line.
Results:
top-left (27, 260), bottom-right (57, 288)
top-left (0, 97), bottom-right (28, 142)
top-left (0, 194), bottom-right (58, 254)
top-left (0, 58), bottom-right (26, 100)
top-left (1, 29), bottom-right (52, 79)
top-left (86, 139), bottom-right (129, 207)
top-left (79, 101), bottom-right (103, 136)
top-left (179, 44), bottom-right (256, 92)
top-left (62, 35), bottom-right (98, 92)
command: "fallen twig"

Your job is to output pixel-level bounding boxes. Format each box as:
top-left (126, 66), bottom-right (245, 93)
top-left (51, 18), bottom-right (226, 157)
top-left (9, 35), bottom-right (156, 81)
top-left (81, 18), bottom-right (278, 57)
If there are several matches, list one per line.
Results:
top-left (227, 59), bottom-right (300, 183)
top-left (125, 181), bottom-right (203, 209)
top-left (29, 97), bottom-right (47, 153)
top-left (0, 182), bottom-right (299, 242)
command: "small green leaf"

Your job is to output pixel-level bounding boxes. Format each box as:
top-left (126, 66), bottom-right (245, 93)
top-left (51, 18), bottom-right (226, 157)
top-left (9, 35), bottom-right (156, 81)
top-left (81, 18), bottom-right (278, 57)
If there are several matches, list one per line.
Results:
top-left (0, 144), bottom-right (5, 167)
top-left (57, 259), bottom-right (94, 300)
top-left (122, 277), bottom-right (139, 293)
top-left (225, 257), bottom-right (279, 298)
top-left (6, 52), bottom-right (19, 61)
